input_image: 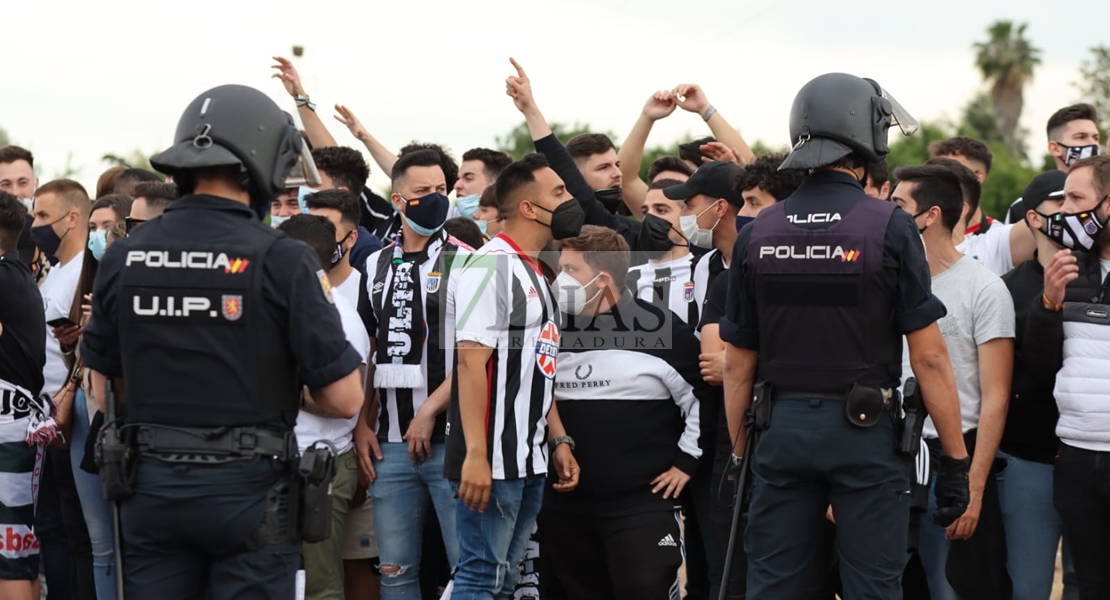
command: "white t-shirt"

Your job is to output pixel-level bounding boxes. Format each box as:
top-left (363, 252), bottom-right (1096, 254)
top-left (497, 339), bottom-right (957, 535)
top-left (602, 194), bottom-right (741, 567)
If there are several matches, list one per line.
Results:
top-left (1101, 258), bottom-right (1110, 284)
top-left (905, 257), bottom-right (1015, 437)
top-left (294, 293), bottom-right (370, 455)
top-left (39, 256), bottom-right (83, 398)
top-left (334, 268), bottom-right (363, 310)
top-left (955, 223), bottom-right (1013, 277)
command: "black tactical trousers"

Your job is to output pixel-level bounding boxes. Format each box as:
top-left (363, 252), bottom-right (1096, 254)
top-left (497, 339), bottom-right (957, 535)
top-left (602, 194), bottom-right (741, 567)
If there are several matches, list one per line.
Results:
top-left (119, 457), bottom-right (300, 600)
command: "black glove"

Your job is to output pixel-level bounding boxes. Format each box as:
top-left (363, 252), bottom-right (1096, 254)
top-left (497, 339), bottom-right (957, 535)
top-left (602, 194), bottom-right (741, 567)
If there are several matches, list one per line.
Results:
top-left (932, 454), bottom-right (970, 527)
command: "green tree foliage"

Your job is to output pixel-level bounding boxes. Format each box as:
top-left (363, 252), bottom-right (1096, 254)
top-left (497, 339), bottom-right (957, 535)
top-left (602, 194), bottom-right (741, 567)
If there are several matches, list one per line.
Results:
top-left (495, 122), bottom-right (618, 161)
top-left (0, 126), bottom-right (9, 147)
top-left (973, 21), bottom-right (1041, 156)
top-left (1075, 45), bottom-right (1110, 133)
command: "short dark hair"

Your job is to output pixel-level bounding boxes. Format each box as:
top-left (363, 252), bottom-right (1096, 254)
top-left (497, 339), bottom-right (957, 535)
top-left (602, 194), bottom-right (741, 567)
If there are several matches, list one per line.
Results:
top-left (113, 168), bottom-right (162, 197)
top-left (928, 136), bottom-right (993, 174)
top-left (925, 157), bottom-right (982, 217)
top-left (312, 147), bottom-right (371, 193)
top-left (648, 178), bottom-right (685, 192)
top-left (399, 143), bottom-right (458, 192)
top-left (648, 156), bottom-right (695, 182)
top-left (131, 181), bottom-right (178, 216)
top-left (0, 191), bottom-right (27, 253)
top-left (0, 146), bottom-right (33, 167)
top-left (494, 153), bottom-right (550, 217)
top-left (391, 149), bottom-right (446, 186)
top-left (478, 184), bottom-right (499, 211)
top-left (1070, 155), bottom-right (1110, 200)
top-left (678, 137), bottom-right (715, 166)
top-left (35, 179), bottom-right (91, 219)
top-left (1047, 103), bottom-right (1099, 140)
top-left (566, 134), bottom-right (616, 162)
top-left (278, 214), bottom-right (337, 272)
top-left (304, 189), bottom-right (360, 229)
top-left (892, 165), bottom-right (965, 232)
top-left (91, 194), bottom-right (133, 223)
top-left (443, 217), bottom-right (484, 249)
top-left (461, 148), bottom-right (513, 182)
top-left (554, 225), bottom-right (630, 290)
top-left (868, 159), bottom-right (890, 192)
top-left (737, 153), bottom-right (804, 201)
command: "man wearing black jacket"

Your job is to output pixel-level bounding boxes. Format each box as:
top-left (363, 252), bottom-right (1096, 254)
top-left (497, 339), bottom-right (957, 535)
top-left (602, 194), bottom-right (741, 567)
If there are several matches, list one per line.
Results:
top-left (541, 225), bottom-right (711, 600)
top-left (997, 170), bottom-right (1069, 600)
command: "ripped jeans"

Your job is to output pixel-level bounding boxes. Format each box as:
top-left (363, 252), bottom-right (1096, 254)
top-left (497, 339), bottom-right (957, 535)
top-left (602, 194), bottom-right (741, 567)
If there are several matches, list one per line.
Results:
top-left (448, 475), bottom-right (545, 600)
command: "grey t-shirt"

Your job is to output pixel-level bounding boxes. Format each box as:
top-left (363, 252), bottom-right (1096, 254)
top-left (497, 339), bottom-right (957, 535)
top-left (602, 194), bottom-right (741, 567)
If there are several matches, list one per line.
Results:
top-left (902, 256), bottom-right (1015, 437)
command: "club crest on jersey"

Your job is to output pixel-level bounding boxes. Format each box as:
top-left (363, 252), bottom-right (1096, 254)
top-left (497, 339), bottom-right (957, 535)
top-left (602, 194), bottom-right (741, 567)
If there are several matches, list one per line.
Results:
top-left (317, 269), bottom-right (335, 304)
top-left (221, 295), bottom-right (243, 321)
top-left (426, 271), bottom-right (441, 293)
top-left (683, 281), bottom-right (695, 303)
top-left (535, 320), bottom-right (560, 380)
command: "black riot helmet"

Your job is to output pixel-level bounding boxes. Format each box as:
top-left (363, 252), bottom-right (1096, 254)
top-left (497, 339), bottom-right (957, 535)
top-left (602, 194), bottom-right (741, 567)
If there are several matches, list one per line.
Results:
top-left (779, 73), bottom-right (918, 171)
top-left (150, 84), bottom-right (319, 208)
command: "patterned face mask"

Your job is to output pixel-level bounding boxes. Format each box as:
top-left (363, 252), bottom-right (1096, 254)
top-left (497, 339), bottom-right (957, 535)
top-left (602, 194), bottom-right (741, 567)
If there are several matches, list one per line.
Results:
top-left (1040, 204), bottom-right (1108, 251)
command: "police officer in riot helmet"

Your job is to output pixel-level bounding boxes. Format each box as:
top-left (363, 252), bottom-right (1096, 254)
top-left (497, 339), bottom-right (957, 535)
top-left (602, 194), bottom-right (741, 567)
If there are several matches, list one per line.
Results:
top-left (81, 84), bottom-right (365, 599)
top-left (718, 73), bottom-right (972, 599)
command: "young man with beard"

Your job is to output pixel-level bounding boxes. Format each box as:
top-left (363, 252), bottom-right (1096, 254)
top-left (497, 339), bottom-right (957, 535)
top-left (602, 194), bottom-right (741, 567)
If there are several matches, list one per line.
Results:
top-left (1025, 155), bottom-right (1110, 599)
top-left (626, 179), bottom-right (698, 327)
top-left (354, 149), bottom-right (474, 600)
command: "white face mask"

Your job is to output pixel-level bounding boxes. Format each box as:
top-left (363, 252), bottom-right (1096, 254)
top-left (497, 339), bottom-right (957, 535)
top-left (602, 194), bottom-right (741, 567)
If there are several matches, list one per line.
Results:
top-left (681, 202), bottom-right (721, 249)
top-left (554, 271), bottom-right (602, 316)
top-left (20, 198), bottom-right (34, 212)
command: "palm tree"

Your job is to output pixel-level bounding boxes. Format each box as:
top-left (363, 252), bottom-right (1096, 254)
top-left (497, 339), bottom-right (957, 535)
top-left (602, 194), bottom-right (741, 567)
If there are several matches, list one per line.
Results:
top-left (974, 21), bottom-right (1041, 155)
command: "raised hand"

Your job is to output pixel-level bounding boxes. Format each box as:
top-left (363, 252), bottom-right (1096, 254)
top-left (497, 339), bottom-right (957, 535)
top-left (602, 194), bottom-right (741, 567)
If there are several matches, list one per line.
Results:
top-left (1043, 248), bottom-right (1079, 307)
top-left (700, 142), bottom-right (741, 165)
top-left (333, 104), bottom-right (370, 143)
top-left (271, 56), bottom-right (306, 98)
top-left (643, 91), bottom-right (677, 121)
top-left (672, 83), bottom-right (711, 116)
top-left (505, 57), bottom-right (538, 115)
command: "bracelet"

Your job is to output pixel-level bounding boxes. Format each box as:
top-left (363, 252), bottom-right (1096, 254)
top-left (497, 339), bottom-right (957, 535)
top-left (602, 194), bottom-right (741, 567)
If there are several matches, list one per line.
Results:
top-left (701, 105), bottom-right (717, 122)
top-left (550, 435), bottom-right (575, 451)
top-left (294, 94), bottom-right (317, 112)
top-left (1042, 293), bottom-right (1063, 312)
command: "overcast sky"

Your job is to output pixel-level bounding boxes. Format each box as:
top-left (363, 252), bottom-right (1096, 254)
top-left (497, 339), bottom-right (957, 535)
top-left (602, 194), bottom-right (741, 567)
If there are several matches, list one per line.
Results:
top-left (3, 0), bottom-right (1104, 193)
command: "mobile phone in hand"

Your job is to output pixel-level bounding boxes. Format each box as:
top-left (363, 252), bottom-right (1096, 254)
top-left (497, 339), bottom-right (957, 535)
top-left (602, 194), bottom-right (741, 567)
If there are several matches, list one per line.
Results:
top-left (47, 317), bottom-right (78, 329)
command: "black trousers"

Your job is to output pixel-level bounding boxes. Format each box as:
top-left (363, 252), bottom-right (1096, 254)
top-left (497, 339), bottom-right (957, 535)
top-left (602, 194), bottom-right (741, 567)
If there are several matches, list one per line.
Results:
top-left (539, 509), bottom-right (682, 600)
top-left (1054, 443), bottom-right (1110, 600)
top-left (120, 458), bottom-right (301, 600)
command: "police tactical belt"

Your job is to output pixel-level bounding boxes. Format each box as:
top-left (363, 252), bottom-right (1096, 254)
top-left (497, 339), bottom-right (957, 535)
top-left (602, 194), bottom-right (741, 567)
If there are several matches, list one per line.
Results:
top-left (134, 424), bottom-right (297, 461)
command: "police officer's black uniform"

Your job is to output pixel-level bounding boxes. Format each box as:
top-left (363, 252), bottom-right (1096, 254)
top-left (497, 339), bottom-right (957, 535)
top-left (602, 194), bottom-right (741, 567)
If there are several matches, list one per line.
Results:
top-left (81, 85), bottom-right (362, 600)
top-left (719, 74), bottom-right (967, 599)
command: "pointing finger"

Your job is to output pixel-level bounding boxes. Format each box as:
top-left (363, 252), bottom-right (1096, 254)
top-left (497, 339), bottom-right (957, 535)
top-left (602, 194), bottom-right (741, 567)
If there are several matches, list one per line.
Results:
top-left (509, 57), bottom-right (526, 79)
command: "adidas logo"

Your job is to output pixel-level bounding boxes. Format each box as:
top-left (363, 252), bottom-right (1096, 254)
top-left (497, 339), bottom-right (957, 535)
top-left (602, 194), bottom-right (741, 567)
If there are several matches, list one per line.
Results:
top-left (527, 287), bottom-right (538, 299)
top-left (658, 534), bottom-right (677, 547)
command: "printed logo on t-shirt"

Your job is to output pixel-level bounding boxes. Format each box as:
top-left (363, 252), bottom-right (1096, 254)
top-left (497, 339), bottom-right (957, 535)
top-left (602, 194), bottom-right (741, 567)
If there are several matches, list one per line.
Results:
top-left (683, 281), bottom-right (695, 303)
top-left (426, 271), bottom-right (441, 293)
top-left (535, 320), bottom-right (559, 380)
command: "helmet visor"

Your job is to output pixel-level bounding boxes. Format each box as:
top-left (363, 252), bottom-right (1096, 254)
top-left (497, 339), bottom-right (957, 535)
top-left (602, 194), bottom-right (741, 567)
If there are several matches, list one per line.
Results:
top-left (285, 141), bottom-right (323, 188)
top-left (881, 86), bottom-right (919, 136)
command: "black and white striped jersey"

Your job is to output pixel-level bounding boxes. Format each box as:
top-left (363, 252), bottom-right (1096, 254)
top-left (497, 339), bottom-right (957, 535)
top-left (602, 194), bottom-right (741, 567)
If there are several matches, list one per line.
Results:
top-left (692, 247), bottom-right (728, 312)
top-left (626, 254), bottom-right (699, 329)
top-left (359, 231), bottom-right (472, 444)
top-left (444, 234), bottom-right (559, 481)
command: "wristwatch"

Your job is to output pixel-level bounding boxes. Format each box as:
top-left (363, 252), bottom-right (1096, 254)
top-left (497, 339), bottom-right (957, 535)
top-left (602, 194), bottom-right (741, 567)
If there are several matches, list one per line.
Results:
top-left (551, 435), bottom-right (575, 451)
top-left (294, 94), bottom-right (317, 112)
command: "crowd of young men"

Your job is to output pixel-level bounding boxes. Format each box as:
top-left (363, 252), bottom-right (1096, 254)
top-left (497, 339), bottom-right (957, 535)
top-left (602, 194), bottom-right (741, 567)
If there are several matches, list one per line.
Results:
top-left (1, 53), bottom-right (1109, 600)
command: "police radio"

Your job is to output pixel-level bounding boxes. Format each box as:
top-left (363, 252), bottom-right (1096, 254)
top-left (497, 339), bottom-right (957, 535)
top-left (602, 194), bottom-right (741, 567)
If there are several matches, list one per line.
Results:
top-left (897, 377), bottom-right (925, 457)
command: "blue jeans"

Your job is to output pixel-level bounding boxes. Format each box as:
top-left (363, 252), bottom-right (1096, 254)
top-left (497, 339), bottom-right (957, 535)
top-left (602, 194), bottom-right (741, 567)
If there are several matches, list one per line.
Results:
top-left (368, 442), bottom-right (458, 600)
top-left (449, 475), bottom-right (545, 600)
top-left (917, 470), bottom-right (958, 600)
top-left (69, 389), bottom-right (117, 600)
top-left (995, 450), bottom-right (1059, 600)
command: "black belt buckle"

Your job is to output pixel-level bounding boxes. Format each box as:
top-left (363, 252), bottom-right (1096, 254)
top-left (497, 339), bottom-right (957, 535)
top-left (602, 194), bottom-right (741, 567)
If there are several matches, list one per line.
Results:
top-left (844, 383), bottom-right (886, 428)
top-left (236, 429), bottom-right (258, 454)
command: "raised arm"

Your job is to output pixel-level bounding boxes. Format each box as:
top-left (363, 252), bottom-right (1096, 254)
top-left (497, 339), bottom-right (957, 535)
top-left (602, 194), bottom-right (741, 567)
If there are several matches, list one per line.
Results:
top-left (333, 104), bottom-right (400, 175)
top-left (272, 56), bottom-right (338, 149)
top-left (673, 84), bottom-right (754, 165)
top-left (618, 91), bottom-right (678, 213)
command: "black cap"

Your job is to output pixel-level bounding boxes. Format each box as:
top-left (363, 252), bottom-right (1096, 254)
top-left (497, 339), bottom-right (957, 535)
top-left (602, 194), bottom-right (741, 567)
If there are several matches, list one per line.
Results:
top-left (663, 161), bottom-right (744, 206)
top-left (1021, 170), bottom-right (1067, 216)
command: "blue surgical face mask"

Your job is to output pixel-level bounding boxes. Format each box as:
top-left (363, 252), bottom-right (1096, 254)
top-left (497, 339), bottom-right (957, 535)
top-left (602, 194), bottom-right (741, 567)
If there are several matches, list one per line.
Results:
top-left (87, 229), bottom-right (108, 261)
top-left (475, 219), bottom-right (488, 235)
top-left (404, 215), bottom-right (442, 237)
top-left (297, 186), bottom-right (317, 214)
top-left (456, 194), bottom-right (481, 219)
top-left (270, 214), bottom-right (290, 229)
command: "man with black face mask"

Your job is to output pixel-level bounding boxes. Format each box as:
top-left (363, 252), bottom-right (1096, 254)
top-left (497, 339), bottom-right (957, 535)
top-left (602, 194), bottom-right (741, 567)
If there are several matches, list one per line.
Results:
top-left (1025, 155), bottom-right (1110, 599)
top-left (626, 179), bottom-right (698, 328)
